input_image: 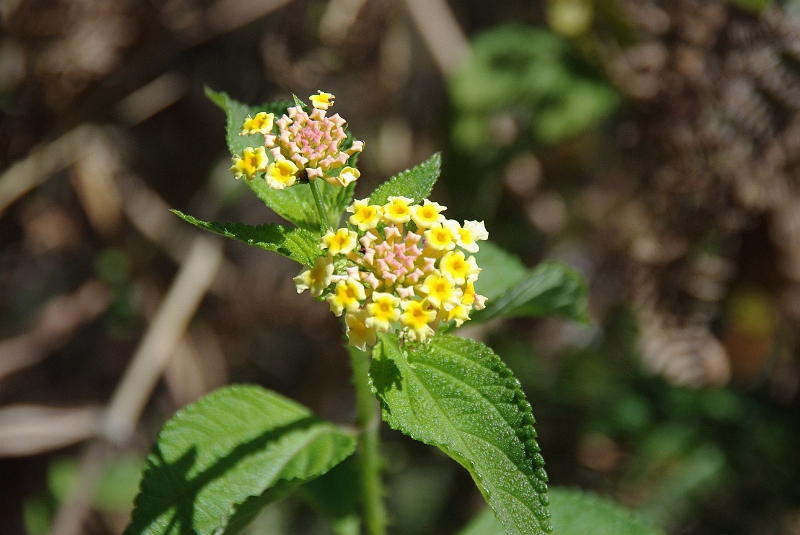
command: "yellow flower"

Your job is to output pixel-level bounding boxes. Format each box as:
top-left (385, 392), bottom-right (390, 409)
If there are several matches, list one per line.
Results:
top-left (440, 251), bottom-right (479, 285)
top-left (345, 310), bottom-right (377, 351)
top-left (265, 158), bottom-right (299, 189)
top-left (327, 279), bottom-right (366, 316)
top-left (293, 256), bottom-right (333, 297)
top-left (456, 220), bottom-right (488, 253)
top-left (462, 282), bottom-right (487, 310)
top-left (366, 292), bottom-right (401, 332)
top-left (383, 196), bottom-right (414, 225)
top-left (400, 300), bottom-right (436, 341)
top-left (411, 199), bottom-right (446, 228)
top-left (321, 228), bottom-right (359, 256)
top-left (309, 91), bottom-right (335, 110)
top-left (447, 304), bottom-right (471, 327)
top-left (348, 199), bottom-right (382, 231)
top-left (420, 272), bottom-right (458, 309)
top-left (240, 112), bottom-right (274, 136)
top-left (424, 222), bottom-right (457, 252)
top-left (328, 166), bottom-right (360, 187)
top-left (230, 146), bottom-right (268, 180)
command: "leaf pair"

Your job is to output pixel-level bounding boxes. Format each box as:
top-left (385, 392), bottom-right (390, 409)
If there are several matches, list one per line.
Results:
top-left (128, 334), bottom-right (553, 535)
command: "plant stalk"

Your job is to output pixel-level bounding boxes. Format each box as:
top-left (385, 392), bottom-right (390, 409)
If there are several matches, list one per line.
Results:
top-left (349, 347), bottom-right (387, 535)
top-left (309, 178), bottom-right (331, 231)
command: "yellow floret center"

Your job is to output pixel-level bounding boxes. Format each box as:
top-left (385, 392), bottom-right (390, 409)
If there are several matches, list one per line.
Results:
top-left (310, 91), bottom-right (334, 110)
top-left (423, 274), bottom-right (455, 308)
top-left (441, 252), bottom-right (470, 283)
top-left (385, 198), bottom-right (412, 223)
top-left (427, 225), bottom-right (455, 250)
top-left (402, 301), bottom-right (433, 330)
top-left (242, 112), bottom-right (274, 135)
top-left (267, 159), bottom-right (298, 186)
top-left (323, 229), bottom-right (357, 255)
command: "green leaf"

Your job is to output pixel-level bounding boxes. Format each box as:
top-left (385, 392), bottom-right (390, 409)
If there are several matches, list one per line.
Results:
top-left (370, 334), bottom-right (551, 535)
top-left (472, 241), bottom-right (530, 303)
top-left (299, 456), bottom-right (361, 535)
top-left (204, 88), bottom-right (355, 231)
top-left (126, 385), bottom-right (356, 535)
top-left (171, 210), bottom-right (320, 266)
top-left (369, 152), bottom-right (441, 205)
top-left (204, 87), bottom-right (290, 159)
top-left (457, 487), bottom-right (665, 535)
top-left (473, 260), bottom-right (589, 324)
top-left (247, 178), bottom-right (355, 232)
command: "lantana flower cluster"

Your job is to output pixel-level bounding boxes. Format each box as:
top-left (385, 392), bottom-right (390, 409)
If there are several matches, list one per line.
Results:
top-left (294, 196), bottom-right (489, 350)
top-left (230, 91), bottom-right (364, 189)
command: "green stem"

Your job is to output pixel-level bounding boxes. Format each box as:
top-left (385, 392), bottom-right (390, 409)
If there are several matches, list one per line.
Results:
top-left (309, 178), bottom-right (330, 231)
top-left (349, 347), bottom-right (387, 535)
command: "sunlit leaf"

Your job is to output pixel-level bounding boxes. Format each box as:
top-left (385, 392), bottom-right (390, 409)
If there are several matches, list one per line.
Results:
top-left (369, 153), bottom-right (441, 205)
top-left (172, 210), bottom-right (320, 266)
top-left (126, 385), bottom-right (356, 535)
top-left (370, 334), bottom-right (551, 535)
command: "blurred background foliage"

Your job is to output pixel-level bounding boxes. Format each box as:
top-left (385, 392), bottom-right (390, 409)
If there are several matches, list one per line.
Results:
top-left (1, 0), bottom-right (800, 534)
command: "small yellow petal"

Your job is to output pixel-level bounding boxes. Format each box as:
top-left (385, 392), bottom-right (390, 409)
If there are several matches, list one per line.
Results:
top-left (309, 91), bottom-right (335, 110)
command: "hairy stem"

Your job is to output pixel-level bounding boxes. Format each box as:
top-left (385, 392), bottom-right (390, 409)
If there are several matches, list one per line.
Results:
top-left (309, 178), bottom-right (330, 231)
top-left (349, 347), bottom-right (387, 535)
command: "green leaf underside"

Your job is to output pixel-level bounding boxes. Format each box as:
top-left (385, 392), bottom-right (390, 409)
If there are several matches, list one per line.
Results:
top-left (370, 334), bottom-right (551, 535)
top-left (298, 456), bottom-right (361, 535)
top-left (171, 210), bottom-right (320, 267)
top-left (368, 152), bottom-right (442, 205)
top-left (473, 256), bottom-right (589, 324)
top-left (126, 385), bottom-right (356, 535)
top-left (472, 241), bottom-right (530, 303)
top-left (458, 487), bottom-right (665, 535)
top-left (204, 87), bottom-right (354, 231)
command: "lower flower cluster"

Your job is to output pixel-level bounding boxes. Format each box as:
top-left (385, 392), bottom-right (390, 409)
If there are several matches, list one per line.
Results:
top-left (294, 196), bottom-right (488, 349)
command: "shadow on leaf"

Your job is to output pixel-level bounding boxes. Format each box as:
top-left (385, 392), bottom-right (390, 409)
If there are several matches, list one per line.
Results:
top-left (127, 416), bottom-right (318, 535)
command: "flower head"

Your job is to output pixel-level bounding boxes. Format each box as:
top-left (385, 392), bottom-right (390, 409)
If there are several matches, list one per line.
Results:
top-left (294, 196), bottom-right (488, 349)
top-left (230, 146), bottom-right (268, 180)
top-left (263, 92), bottom-right (363, 187)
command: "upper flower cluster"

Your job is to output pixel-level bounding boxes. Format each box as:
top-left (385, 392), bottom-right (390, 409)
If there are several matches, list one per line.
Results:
top-left (230, 91), bottom-right (364, 190)
top-left (294, 196), bottom-right (488, 350)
